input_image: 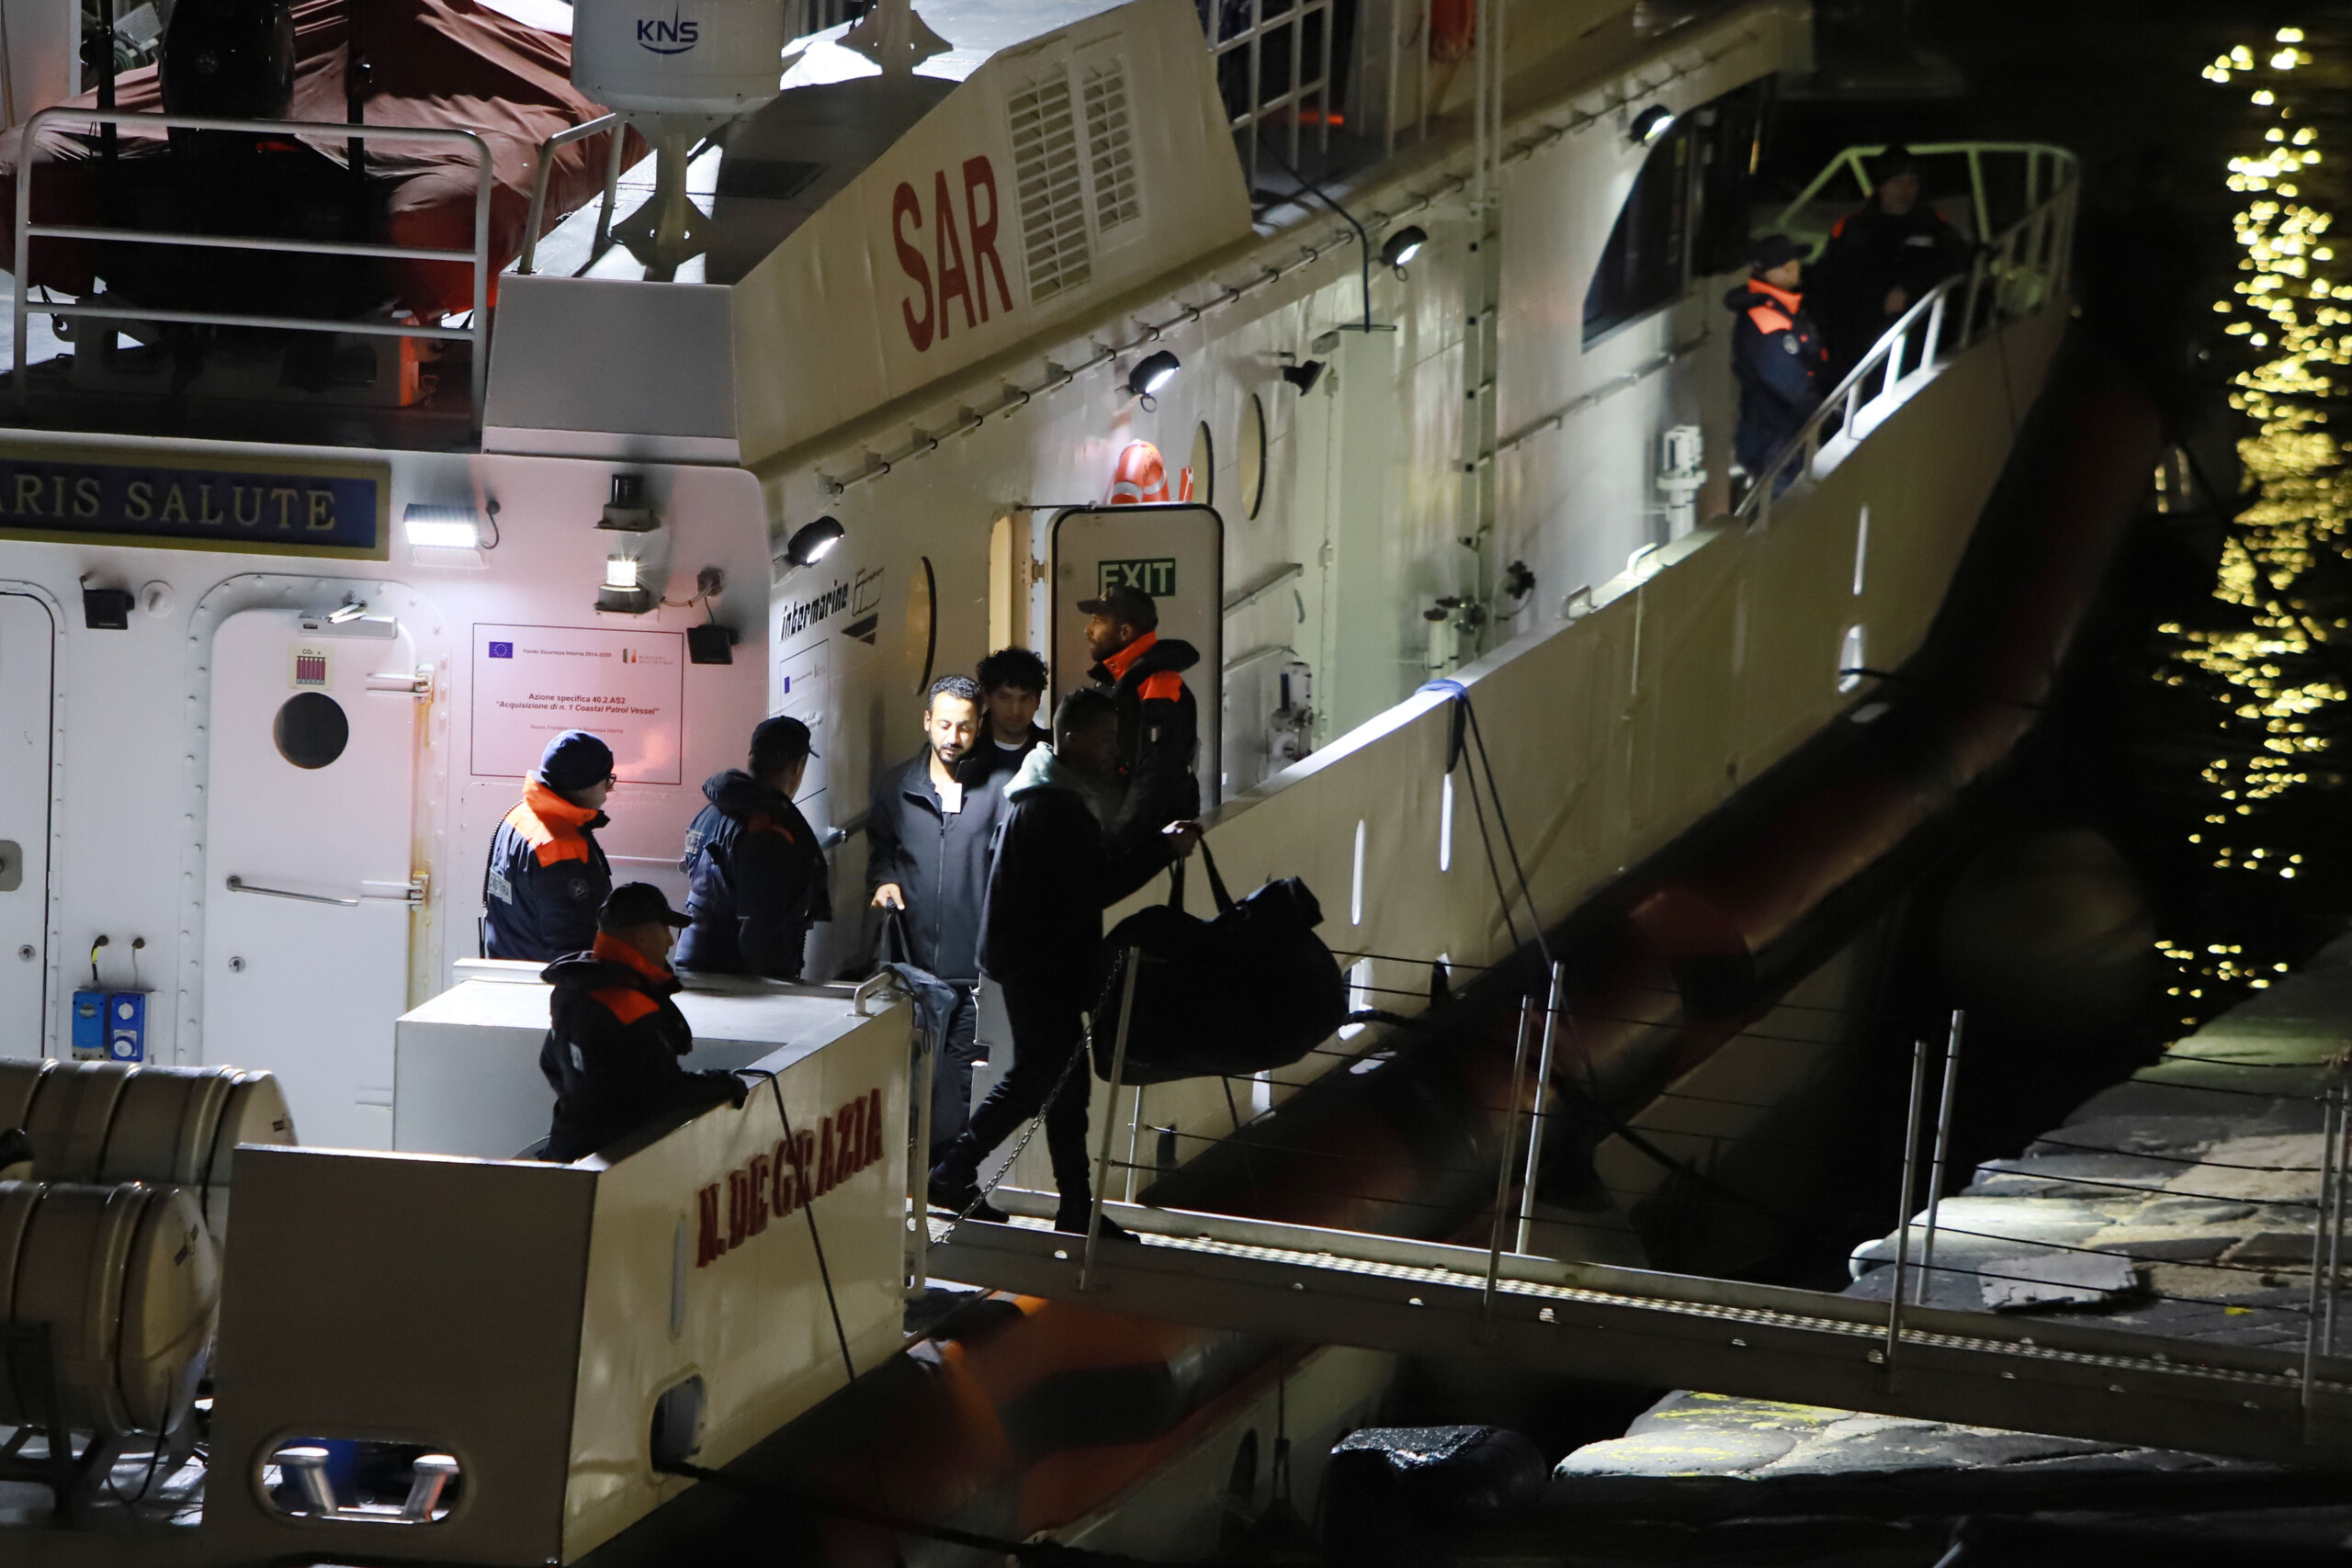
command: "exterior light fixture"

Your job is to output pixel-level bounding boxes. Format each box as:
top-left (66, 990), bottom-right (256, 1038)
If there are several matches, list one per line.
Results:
top-left (1127, 350), bottom-right (1182, 410)
top-left (595, 473), bottom-right (662, 614)
top-left (1629, 105), bottom-right (1676, 146)
top-left (401, 502), bottom-right (481, 549)
top-left (1281, 360), bottom-right (1326, 394)
top-left (784, 515), bottom-right (845, 570)
top-left (1379, 224), bottom-right (1427, 276)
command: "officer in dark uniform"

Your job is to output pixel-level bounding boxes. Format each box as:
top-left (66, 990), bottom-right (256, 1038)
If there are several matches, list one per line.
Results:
top-left (484, 730), bottom-right (616, 962)
top-left (1080, 584), bottom-right (1202, 854)
top-left (674, 716), bottom-right (831, 980)
top-left (1811, 145), bottom-right (1972, 380)
top-left (539, 883), bottom-right (748, 1163)
top-left (1724, 233), bottom-right (1829, 487)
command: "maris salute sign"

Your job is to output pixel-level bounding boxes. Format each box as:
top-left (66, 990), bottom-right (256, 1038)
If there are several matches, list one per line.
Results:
top-left (0, 445), bottom-right (386, 557)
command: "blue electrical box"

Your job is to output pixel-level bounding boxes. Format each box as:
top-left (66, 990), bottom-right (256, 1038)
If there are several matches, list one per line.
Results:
top-left (71, 990), bottom-right (105, 1060)
top-left (106, 993), bottom-right (146, 1064)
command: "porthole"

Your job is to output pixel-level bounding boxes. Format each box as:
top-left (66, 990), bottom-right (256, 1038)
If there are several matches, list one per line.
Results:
top-left (1190, 421), bottom-right (1216, 506)
top-left (1239, 393), bottom-right (1267, 519)
top-left (273, 692), bottom-right (348, 770)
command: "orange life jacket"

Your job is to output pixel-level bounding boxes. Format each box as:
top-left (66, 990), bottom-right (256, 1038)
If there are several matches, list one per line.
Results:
top-left (1102, 630), bottom-right (1184, 703)
top-left (587, 931), bottom-right (672, 1025)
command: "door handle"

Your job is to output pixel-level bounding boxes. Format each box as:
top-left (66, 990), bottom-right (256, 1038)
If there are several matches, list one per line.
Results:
top-left (224, 875), bottom-right (360, 907)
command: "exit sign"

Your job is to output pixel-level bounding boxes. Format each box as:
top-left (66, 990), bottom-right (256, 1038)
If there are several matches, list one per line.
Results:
top-left (1098, 558), bottom-right (1177, 596)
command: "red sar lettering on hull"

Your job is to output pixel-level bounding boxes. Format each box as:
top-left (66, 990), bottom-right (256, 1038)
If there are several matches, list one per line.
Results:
top-left (695, 1086), bottom-right (885, 1267)
top-left (893, 156), bottom-right (1015, 354)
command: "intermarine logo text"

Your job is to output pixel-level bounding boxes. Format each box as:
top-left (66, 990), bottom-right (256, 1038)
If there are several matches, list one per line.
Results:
top-left (695, 1086), bottom-right (884, 1267)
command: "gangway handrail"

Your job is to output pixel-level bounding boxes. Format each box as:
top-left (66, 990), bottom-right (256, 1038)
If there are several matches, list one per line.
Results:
top-left (1736, 167), bottom-right (2079, 529)
top-left (516, 111), bottom-right (628, 277)
top-left (1772, 141), bottom-right (2080, 251)
top-left (11, 107), bottom-right (495, 417)
top-left (931, 1206), bottom-right (2352, 1470)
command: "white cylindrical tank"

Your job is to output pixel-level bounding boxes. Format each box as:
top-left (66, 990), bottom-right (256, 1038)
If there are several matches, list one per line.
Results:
top-left (571, 0), bottom-right (786, 116)
top-left (0, 1181), bottom-right (220, 1436)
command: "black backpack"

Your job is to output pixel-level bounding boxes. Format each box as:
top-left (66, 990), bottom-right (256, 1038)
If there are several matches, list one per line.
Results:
top-left (1090, 842), bottom-right (1348, 1085)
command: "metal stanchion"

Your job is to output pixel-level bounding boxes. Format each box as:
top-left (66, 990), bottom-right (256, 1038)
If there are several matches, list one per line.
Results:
top-left (1481, 993), bottom-right (1536, 1335)
top-left (2304, 1087), bottom-right (2340, 1419)
top-left (2329, 1079), bottom-right (2349, 1359)
top-left (1515, 959), bottom-right (1566, 1255)
top-left (1916, 1010), bottom-right (1966, 1305)
top-left (1080, 948), bottom-right (1143, 1292)
top-left (1883, 1036), bottom-right (1931, 1388)
top-left (907, 998), bottom-right (938, 1293)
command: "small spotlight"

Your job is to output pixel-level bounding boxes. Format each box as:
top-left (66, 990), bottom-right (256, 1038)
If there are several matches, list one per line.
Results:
top-left (785, 515), bottom-right (845, 570)
top-left (1127, 349), bottom-right (1182, 409)
top-left (1629, 105), bottom-right (1676, 146)
top-left (604, 557), bottom-right (641, 592)
top-left (1281, 360), bottom-right (1326, 395)
top-left (402, 502), bottom-right (481, 549)
top-left (1379, 224), bottom-right (1427, 275)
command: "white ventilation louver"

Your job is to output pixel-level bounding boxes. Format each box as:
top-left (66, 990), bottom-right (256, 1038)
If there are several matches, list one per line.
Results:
top-left (1082, 60), bottom-right (1141, 234)
top-left (1007, 69), bottom-right (1091, 304)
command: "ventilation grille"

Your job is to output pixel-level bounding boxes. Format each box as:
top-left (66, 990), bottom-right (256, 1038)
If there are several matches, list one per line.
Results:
top-left (1007, 69), bottom-right (1091, 304)
top-left (1082, 61), bottom-right (1141, 234)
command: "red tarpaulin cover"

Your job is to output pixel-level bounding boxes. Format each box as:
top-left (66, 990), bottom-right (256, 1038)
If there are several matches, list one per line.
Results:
top-left (0, 0), bottom-right (640, 318)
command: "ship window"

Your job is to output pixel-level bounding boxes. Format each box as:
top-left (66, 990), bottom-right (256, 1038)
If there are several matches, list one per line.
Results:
top-left (273, 693), bottom-right (348, 770)
top-left (1240, 394), bottom-right (1267, 519)
top-left (1584, 80), bottom-right (1772, 345)
top-left (1190, 422), bottom-right (1215, 505)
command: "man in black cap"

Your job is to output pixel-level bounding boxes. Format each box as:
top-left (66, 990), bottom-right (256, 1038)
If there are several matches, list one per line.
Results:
top-left (1724, 233), bottom-right (1829, 488)
top-left (484, 729), bottom-right (616, 962)
top-left (539, 883), bottom-right (749, 1162)
top-left (675, 716), bottom-right (831, 980)
top-left (1811, 145), bottom-right (1971, 380)
top-left (1079, 584), bottom-right (1201, 852)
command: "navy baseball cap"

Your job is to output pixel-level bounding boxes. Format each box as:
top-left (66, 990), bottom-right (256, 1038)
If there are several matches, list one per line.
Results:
top-left (1750, 233), bottom-right (1805, 272)
top-left (751, 715), bottom-right (816, 765)
top-left (537, 730), bottom-right (615, 792)
top-left (599, 882), bottom-right (690, 932)
top-left (1076, 583), bottom-right (1159, 631)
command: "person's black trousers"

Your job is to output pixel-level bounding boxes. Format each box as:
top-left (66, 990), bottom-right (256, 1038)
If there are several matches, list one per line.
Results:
top-left (925, 987), bottom-right (986, 1167)
top-left (940, 981), bottom-right (1093, 1204)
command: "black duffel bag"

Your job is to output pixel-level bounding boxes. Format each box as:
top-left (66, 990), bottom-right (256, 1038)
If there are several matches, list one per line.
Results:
top-left (1090, 842), bottom-right (1348, 1085)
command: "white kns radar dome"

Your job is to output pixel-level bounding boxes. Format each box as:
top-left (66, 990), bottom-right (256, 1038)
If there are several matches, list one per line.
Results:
top-left (571, 0), bottom-right (787, 116)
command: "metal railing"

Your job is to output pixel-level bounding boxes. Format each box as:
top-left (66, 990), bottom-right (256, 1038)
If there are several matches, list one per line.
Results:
top-left (1737, 148), bottom-right (2078, 527)
top-left (1773, 141), bottom-right (2076, 254)
top-left (12, 107), bottom-right (494, 415)
top-left (1205, 0), bottom-right (1340, 188)
top-left (517, 112), bottom-right (628, 276)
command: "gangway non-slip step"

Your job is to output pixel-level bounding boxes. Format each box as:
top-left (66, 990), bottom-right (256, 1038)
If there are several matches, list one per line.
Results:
top-left (927, 1204), bottom-right (2352, 1469)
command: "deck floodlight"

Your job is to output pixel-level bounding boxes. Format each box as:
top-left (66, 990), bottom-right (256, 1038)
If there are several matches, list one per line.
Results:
top-left (402, 502), bottom-right (481, 549)
top-left (785, 515), bottom-right (845, 570)
top-left (1380, 224), bottom-right (1428, 276)
top-left (1629, 105), bottom-right (1676, 146)
top-left (1127, 350), bottom-right (1182, 410)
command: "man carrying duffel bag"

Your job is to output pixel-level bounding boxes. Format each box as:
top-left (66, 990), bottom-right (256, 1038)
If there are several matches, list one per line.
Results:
top-left (928, 688), bottom-right (1198, 1239)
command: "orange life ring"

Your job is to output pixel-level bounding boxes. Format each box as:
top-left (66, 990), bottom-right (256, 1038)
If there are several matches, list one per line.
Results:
top-left (1430, 0), bottom-right (1475, 64)
top-left (1108, 440), bottom-right (1169, 505)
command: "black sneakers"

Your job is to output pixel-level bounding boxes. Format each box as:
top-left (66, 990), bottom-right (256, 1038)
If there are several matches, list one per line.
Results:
top-left (1054, 1201), bottom-right (1141, 1244)
top-left (926, 1167), bottom-right (1009, 1224)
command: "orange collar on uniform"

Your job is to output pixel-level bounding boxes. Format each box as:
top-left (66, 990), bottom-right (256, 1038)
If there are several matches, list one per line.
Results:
top-left (1102, 630), bottom-right (1159, 682)
top-left (508, 779), bottom-right (601, 867)
top-left (591, 931), bottom-right (673, 984)
top-left (1747, 277), bottom-right (1803, 315)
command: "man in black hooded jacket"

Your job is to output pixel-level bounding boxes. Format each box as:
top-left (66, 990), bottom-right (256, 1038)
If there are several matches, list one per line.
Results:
top-left (1080, 584), bottom-right (1202, 852)
top-left (539, 883), bottom-right (747, 1162)
top-left (675, 716), bottom-right (831, 979)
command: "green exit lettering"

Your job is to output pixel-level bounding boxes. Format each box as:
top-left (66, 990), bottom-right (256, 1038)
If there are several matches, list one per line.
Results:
top-left (1098, 558), bottom-right (1177, 596)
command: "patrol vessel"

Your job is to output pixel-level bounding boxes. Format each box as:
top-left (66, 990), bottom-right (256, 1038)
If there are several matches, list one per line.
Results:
top-left (0, 0), bottom-right (2109, 1558)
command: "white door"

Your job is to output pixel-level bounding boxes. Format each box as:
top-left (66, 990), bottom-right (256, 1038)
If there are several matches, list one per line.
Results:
top-left (202, 607), bottom-right (421, 1148)
top-left (0, 592), bottom-right (53, 1060)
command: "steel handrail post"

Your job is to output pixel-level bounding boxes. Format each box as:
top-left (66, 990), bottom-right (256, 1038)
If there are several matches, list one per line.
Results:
top-left (2326, 1078), bottom-right (2347, 1358)
top-left (469, 126), bottom-right (491, 416)
top-left (1967, 147), bottom-right (1989, 245)
top-left (1916, 1010), bottom-right (1965, 1305)
top-left (1481, 993), bottom-right (1537, 1334)
top-left (1317, 0), bottom-right (1333, 160)
top-left (1246, 0), bottom-right (1263, 187)
top-left (2305, 1088), bottom-right (2339, 1419)
top-left (1515, 960), bottom-right (1566, 1253)
top-left (519, 112), bottom-right (618, 276)
top-left (14, 112), bottom-right (31, 409)
top-left (595, 111), bottom-right (628, 255)
top-left (1883, 1035), bottom-right (1930, 1387)
top-left (909, 1000), bottom-right (936, 1293)
top-left (1922, 288), bottom-right (1949, 378)
top-left (1080, 946), bottom-right (1144, 1292)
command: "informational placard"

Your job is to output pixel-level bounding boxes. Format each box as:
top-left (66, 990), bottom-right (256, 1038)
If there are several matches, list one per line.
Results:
top-left (470, 624), bottom-right (685, 784)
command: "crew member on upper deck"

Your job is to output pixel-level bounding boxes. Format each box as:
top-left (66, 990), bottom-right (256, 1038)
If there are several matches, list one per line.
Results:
top-left (483, 730), bottom-right (616, 963)
top-left (1080, 586), bottom-right (1201, 851)
top-left (1725, 234), bottom-right (1829, 489)
top-left (1810, 145), bottom-right (1971, 381)
top-left (676, 717), bottom-right (831, 980)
